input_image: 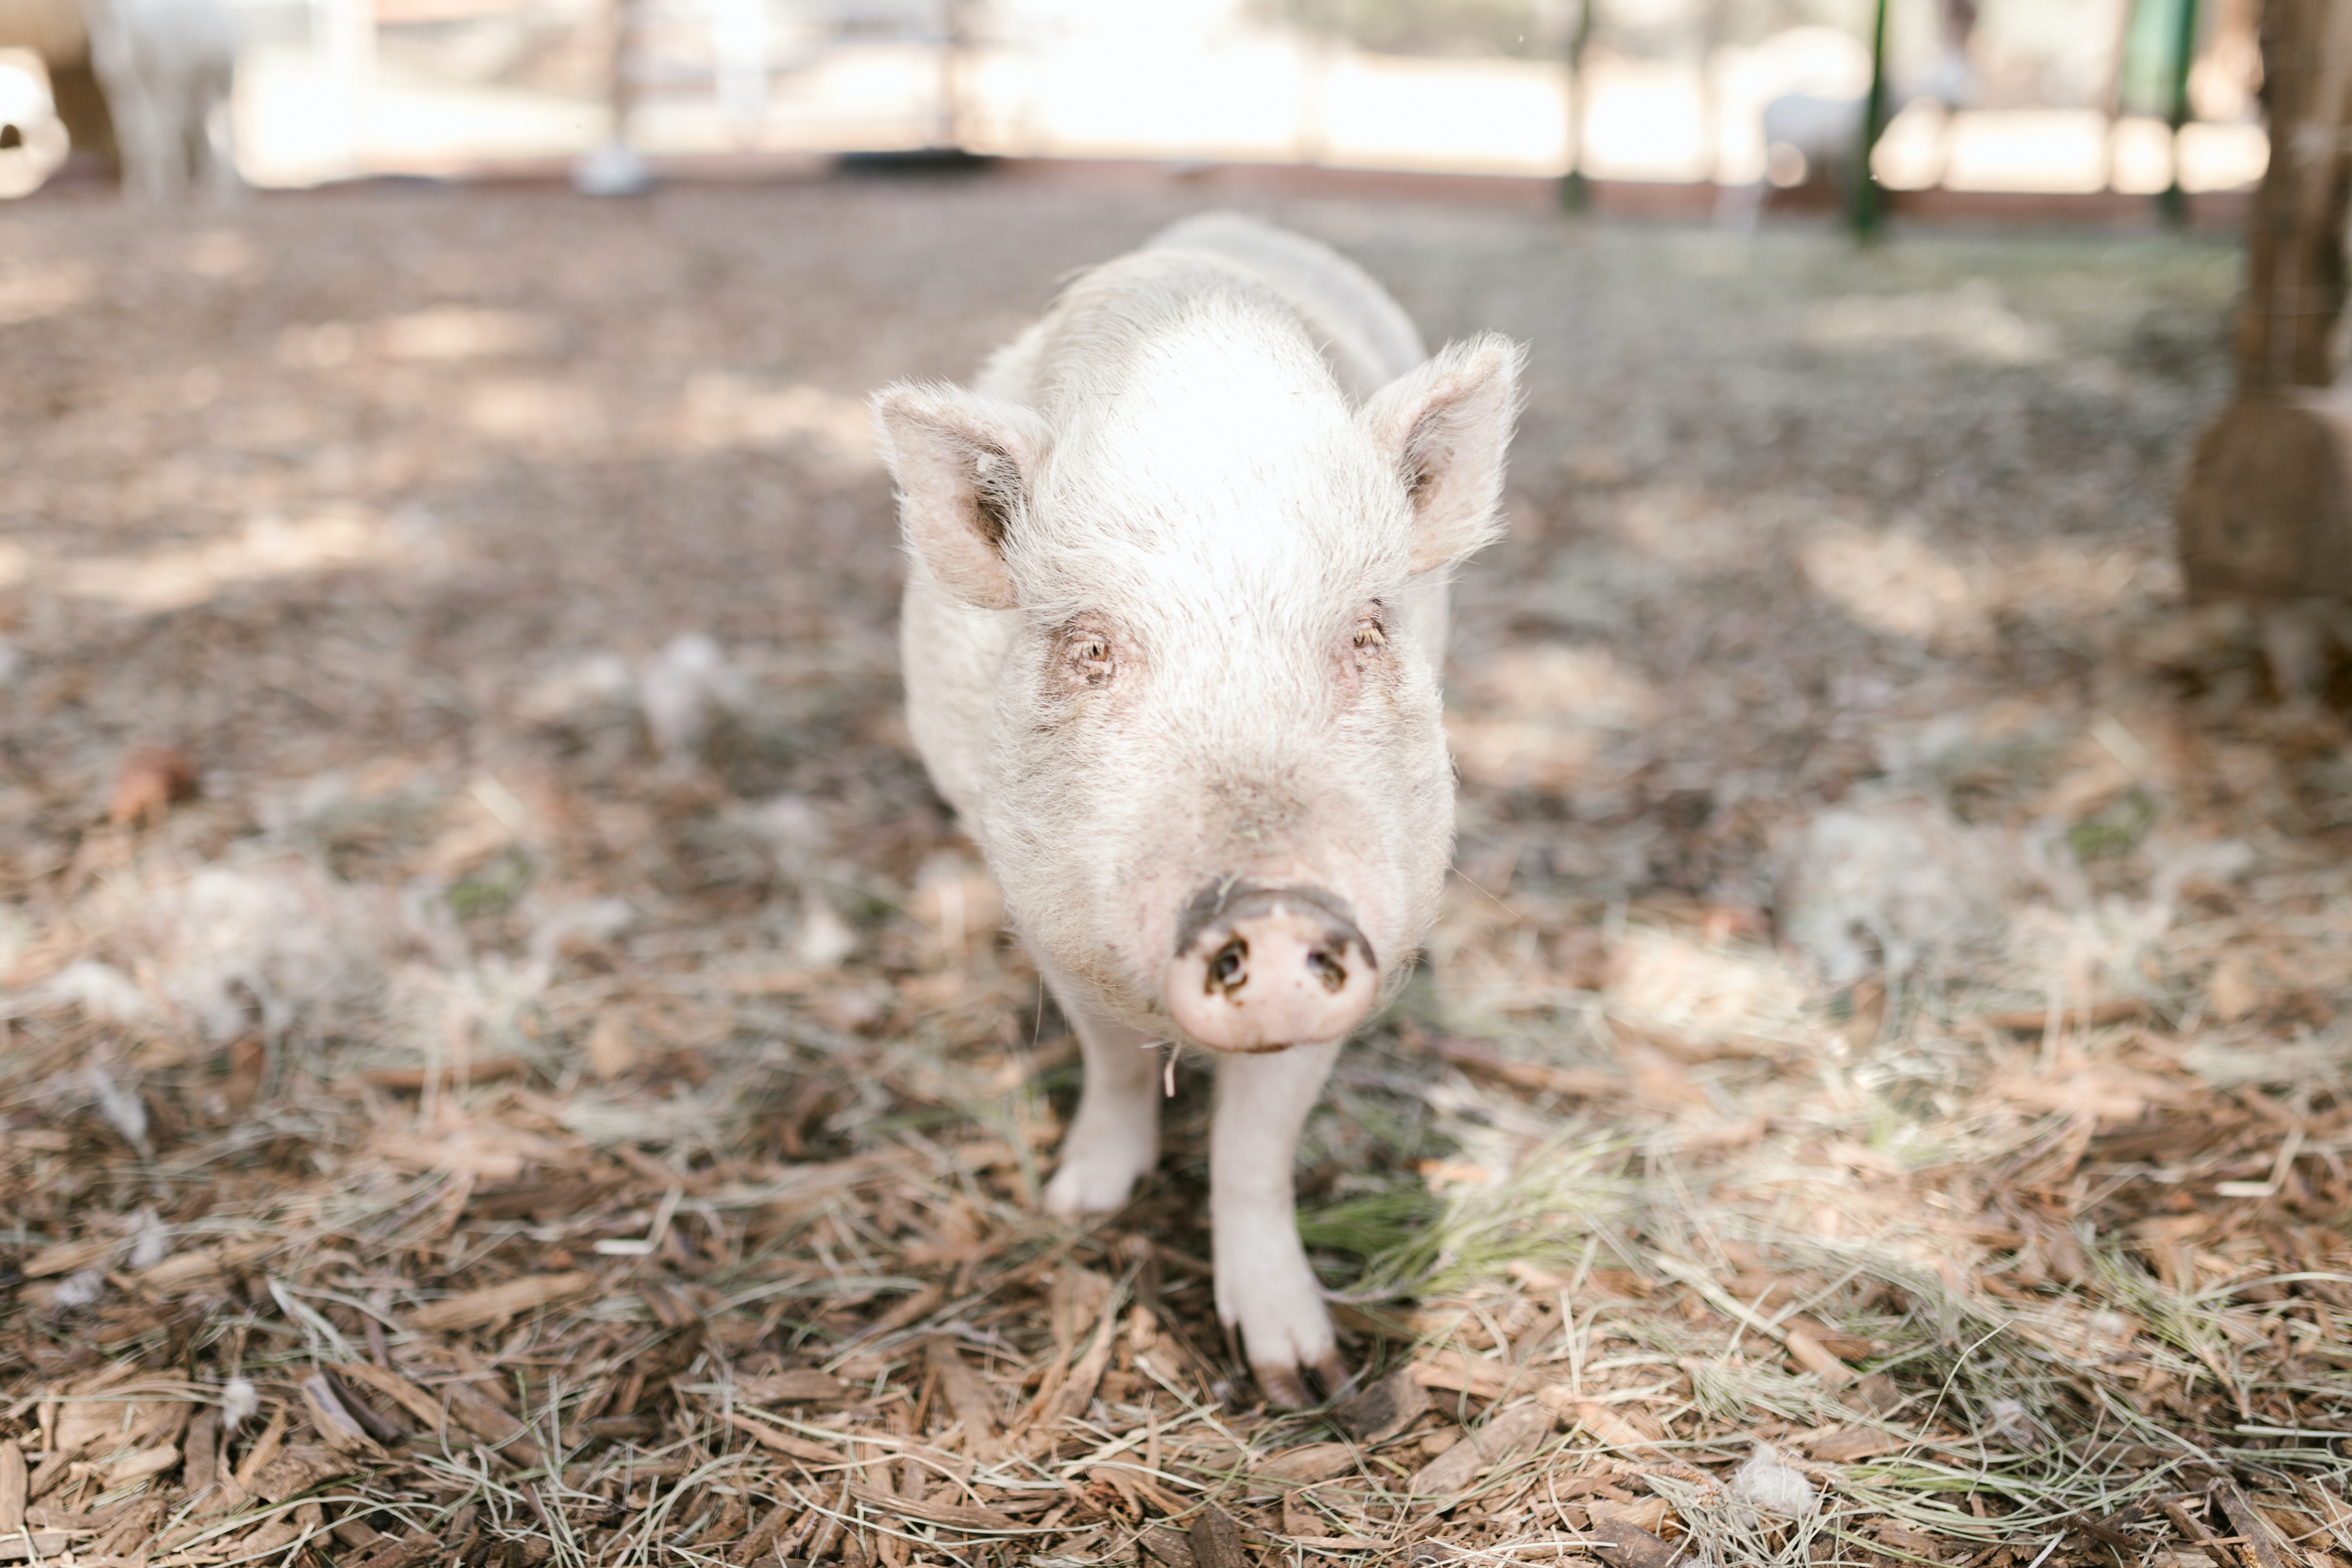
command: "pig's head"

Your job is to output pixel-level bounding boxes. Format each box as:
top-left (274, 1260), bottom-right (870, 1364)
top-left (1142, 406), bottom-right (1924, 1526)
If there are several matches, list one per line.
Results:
top-left (878, 302), bottom-right (1521, 1054)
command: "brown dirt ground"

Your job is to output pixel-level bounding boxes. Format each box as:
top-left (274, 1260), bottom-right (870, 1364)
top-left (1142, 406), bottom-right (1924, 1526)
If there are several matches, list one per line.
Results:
top-left (0, 176), bottom-right (2346, 1567)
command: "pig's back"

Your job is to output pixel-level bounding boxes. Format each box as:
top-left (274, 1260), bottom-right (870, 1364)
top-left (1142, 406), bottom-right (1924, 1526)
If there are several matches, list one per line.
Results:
top-left (1145, 214), bottom-right (1425, 402)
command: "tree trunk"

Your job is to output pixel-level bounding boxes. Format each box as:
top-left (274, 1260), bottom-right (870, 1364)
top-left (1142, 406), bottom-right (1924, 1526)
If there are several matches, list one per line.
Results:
top-left (2176, 0), bottom-right (2352, 601)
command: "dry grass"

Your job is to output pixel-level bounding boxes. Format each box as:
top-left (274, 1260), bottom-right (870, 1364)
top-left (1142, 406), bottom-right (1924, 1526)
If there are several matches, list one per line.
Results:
top-left (0, 176), bottom-right (2345, 1567)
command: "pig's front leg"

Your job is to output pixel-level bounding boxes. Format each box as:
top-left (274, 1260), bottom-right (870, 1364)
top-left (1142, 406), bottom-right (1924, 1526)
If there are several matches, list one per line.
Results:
top-left (1211, 1039), bottom-right (1346, 1408)
top-left (1039, 968), bottom-right (1163, 1219)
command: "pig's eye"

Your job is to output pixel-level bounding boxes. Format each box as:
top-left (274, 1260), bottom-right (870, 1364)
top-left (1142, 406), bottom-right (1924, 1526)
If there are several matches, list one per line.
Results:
top-left (1062, 629), bottom-right (1116, 685)
top-left (1352, 620), bottom-right (1386, 650)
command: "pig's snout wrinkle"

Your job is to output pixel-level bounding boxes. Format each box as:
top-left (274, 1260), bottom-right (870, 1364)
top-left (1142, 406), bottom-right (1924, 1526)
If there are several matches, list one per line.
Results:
top-left (1164, 884), bottom-right (1378, 1052)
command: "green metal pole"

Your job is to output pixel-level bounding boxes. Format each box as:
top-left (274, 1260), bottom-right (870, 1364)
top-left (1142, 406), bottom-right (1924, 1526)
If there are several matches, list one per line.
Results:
top-left (1849, 0), bottom-right (1891, 242)
top-left (2159, 0), bottom-right (2201, 227)
top-left (1560, 0), bottom-right (1595, 212)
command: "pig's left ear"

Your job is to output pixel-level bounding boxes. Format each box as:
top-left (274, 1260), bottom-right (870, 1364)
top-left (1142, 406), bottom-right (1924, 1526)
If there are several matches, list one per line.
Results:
top-left (873, 382), bottom-right (1051, 611)
top-left (1359, 333), bottom-right (1525, 575)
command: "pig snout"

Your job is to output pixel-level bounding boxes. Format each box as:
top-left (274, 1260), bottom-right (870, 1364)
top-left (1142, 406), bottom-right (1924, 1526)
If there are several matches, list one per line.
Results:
top-left (1163, 884), bottom-right (1378, 1052)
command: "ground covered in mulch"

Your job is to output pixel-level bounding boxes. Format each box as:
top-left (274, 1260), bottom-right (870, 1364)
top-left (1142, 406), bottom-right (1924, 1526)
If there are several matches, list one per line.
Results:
top-left (0, 175), bottom-right (2346, 1568)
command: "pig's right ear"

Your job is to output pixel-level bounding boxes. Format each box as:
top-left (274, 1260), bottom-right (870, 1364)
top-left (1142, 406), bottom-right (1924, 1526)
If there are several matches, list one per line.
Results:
top-left (1360, 333), bottom-right (1525, 575)
top-left (872, 383), bottom-right (1050, 611)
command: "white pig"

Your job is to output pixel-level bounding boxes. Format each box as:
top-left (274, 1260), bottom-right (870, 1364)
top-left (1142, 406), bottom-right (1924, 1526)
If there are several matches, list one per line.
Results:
top-left (875, 214), bottom-right (1521, 1406)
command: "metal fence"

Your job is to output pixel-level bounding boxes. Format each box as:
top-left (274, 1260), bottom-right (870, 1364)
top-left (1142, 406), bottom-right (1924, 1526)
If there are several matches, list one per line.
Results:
top-left (2, 0), bottom-right (2271, 196)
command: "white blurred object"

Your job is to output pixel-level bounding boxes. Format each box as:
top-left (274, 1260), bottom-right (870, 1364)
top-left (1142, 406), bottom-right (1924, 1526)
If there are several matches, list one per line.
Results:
top-left (52, 1268), bottom-right (106, 1310)
top-left (1775, 795), bottom-right (2007, 987)
top-left (637, 632), bottom-right (748, 763)
top-left (517, 651), bottom-right (636, 726)
top-left (85, 1061), bottom-right (152, 1151)
top-left (1715, 22), bottom-right (1974, 228)
top-left (573, 138), bottom-right (651, 196)
top-left (1729, 1442), bottom-right (1818, 1517)
top-left (128, 1207), bottom-right (170, 1268)
top-left (0, 52), bottom-right (70, 198)
top-left (40, 958), bottom-right (157, 1022)
top-left (81, 0), bottom-right (241, 200)
top-left (794, 888), bottom-right (856, 968)
top-left (221, 1376), bottom-right (258, 1429)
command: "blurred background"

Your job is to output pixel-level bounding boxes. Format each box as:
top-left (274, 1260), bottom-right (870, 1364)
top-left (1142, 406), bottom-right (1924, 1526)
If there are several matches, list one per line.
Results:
top-left (0, 0), bottom-right (2271, 207)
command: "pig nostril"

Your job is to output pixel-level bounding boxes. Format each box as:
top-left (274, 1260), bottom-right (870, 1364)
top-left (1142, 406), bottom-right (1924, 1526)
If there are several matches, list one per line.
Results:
top-left (1305, 948), bottom-right (1348, 993)
top-left (1206, 937), bottom-right (1249, 997)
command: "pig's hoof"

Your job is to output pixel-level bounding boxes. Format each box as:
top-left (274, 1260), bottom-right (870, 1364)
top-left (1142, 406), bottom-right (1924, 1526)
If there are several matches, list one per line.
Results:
top-left (1253, 1351), bottom-right (1352, 1410)
top-left (1041, 1149), bottom-right (1152, 1219)
top-left (1225, 1275), bottom-right (1347, 1408)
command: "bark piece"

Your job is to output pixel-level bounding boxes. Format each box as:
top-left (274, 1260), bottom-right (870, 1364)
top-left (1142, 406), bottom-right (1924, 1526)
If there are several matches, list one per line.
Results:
top-left (182, 1409), bottom-right (219, 1497)
top-left (444, 1381), bottom-right (543, 1467)
top-left (329, 1362), bottom-right (446, 1433)
top-left (248, 1444), bottom-right (356, 1503)
top-left (1408, 1402), bottom-right (1556, 1494)
top-left (303, 1377), bottom-right (390, 1459)
top-left (1140, 1526), bottom-right (1199, 1568)
top-left (848, 1484), bottom-right (1019, 1532)
top-left (408, 1270), bottom-right (596, 1332)
top-left (0, 1439), bottom-right (23, 1534)
top-left (741, 1369), bottom-right (852, 1405)
top-left (2217, 1485), bottom-right (2290, 1568)
top-left (2159, 1495), bottom-right (2238, 1568)
top-left (109, 745), bottom-right (198, 824)
top-left (1333, 1366), bottom-right (1431, 1444)
top-left (1253, 1443), bottom-right (1355, 1483)
top-left (725, 1410), bottom-right (844, 1463)
top-left (923, 1339), bottom-right (1001, 1459)
top-left (1189, 1504), bottom-right (1249, 1568)
top-left (1590, 1517), bottom-right (1695, 1568)
top-left (1782, 1328), bottom-right (1855, 1389)
top-left (1803, 1426), bottom-right (1898, 1463)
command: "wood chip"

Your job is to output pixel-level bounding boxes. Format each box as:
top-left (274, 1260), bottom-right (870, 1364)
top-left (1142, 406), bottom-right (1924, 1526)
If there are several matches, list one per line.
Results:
top-left (1552, 1401), bottom-right (1665, 1457)
top-left (109, 745), bottom-right (198, 825)
top-left (22, 1236), bottom-right (119, 1278)
top-left (408, 1270), bottom-right (596, 1332)
top-left (1590, 1516), bottom-right (1692, 1568)
top-left (134, 1239), bottom-right (273, 1297)
top-left (328, 1362), bottom-right (447, 1433)
top-left (1412, 1347), bottom-right (1552, 1401)
top-left (1141, 1525), bottom-right (1199, 1568)
top-left (0, 1441), bottom-right (21, 1534)
top-left (1980, 998), bottom-right (2145, 1032)
top-left (1190, 1504), bottom-right (1249, 1568)
top-left (301, 1376), bottom-right (391, 1459)
top-left (233, 1404), bottom-right (289, 1489)
top-left (1254, 1444), bottom-right (1356, 1484)
top-left (740, 1369), bottom-right (851, 1405)
top-left (923, 1340), bottom-right (1001, 1459)
top-left (360, 1056), bottom-right (531, 1092)
top-left (1783, 1328), bottom-right (1855, 1388)
top-left (1335, 1367), bottom-right (1431, 1445)
top-left (2219, 1486), bottom-right (2290, 1568)
top-left (0, 1534), bottom-right (69, 1563)
top-left (724, 1410), bottom-right (845, 1463)
top-left (849, 1484), bottom-right (1020, 1532)
top-left (1803, 1426), bottom-right (1899, 1462)
top-left (1409, 1403), bottom-right (1556, 1494)
top-left (443, 1381), bottom-right (543, 1467)
top-left (2161, 1495), bottom-right (2240, 1568)
top-left (247, 1445), bottom-right (356, 1504)
top-left (1045, 1289), bottom-right (1120, 1424)
top-left (103, 1442), bottom-right (180, 1485)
